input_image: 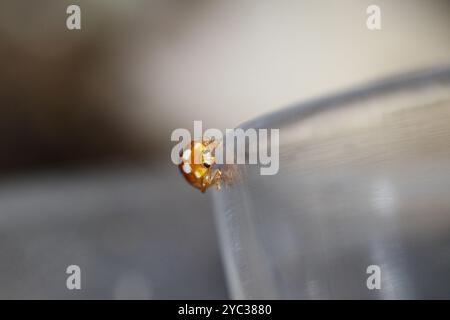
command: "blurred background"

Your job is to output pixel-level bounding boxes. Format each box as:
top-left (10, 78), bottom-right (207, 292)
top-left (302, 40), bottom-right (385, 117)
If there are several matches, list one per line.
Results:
top-left (0, 0), bottom-right (448, 298)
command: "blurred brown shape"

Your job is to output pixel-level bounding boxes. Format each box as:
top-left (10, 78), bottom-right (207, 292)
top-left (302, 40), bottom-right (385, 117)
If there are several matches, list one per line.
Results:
top-left (0, 26), bottom-right (148, 175)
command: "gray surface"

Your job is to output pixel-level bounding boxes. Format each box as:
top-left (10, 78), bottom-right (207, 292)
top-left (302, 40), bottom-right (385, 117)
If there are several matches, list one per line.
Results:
top-left (0, 163), bottom-right (227, 299)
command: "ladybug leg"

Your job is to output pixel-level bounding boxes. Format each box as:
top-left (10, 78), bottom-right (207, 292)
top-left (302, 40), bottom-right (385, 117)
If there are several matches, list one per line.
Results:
top-left (201, 172), bottom-right (212, 193)
top-left (211, 169), bottom-right (222, 190)
top-left (201, 169), bottom-right (222, 192)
